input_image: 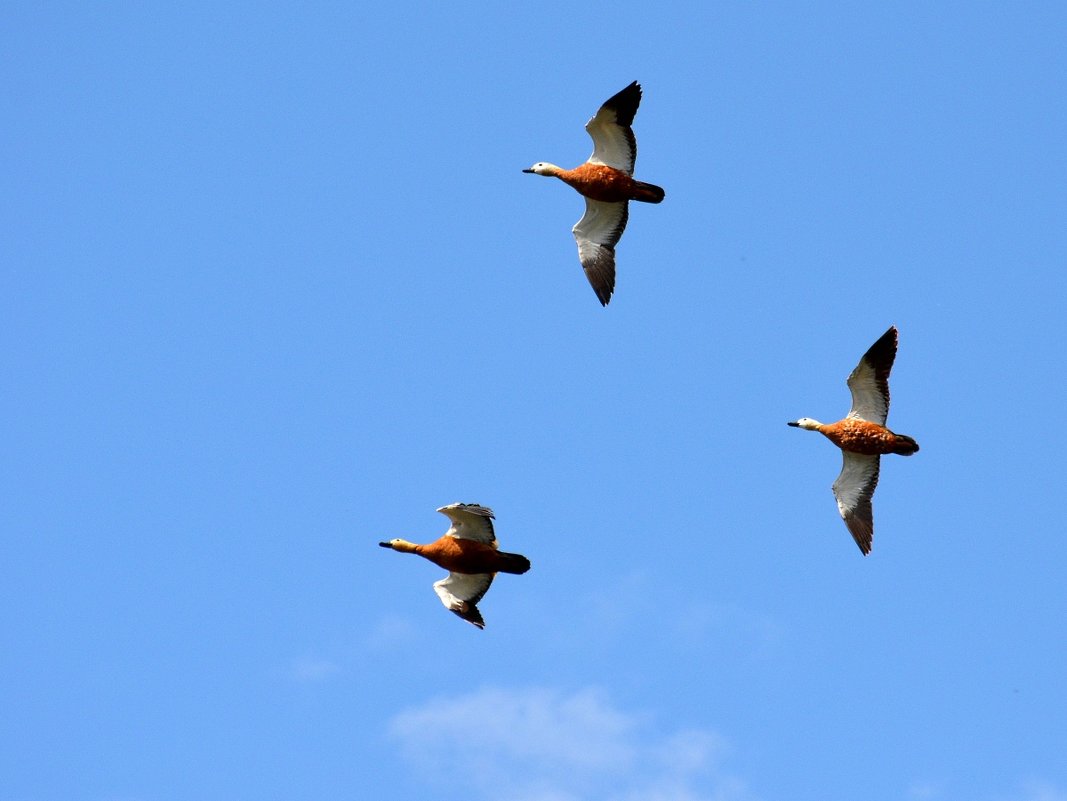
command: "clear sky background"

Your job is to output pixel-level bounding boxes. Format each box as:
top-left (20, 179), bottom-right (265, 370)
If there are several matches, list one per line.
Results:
top-left (3, 3), bottom-right (1066, 801)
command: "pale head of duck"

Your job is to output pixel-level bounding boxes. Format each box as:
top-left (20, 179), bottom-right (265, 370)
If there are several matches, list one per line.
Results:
top-left (788, 418), bottom-right (823, 431)
top-left (523, 162), bottom-right (562, 176)
top-left (379, 538), bottom-right (418, 553)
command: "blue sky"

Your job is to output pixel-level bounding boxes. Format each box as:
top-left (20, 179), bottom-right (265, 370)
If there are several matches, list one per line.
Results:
top-left (3, 3), bottom-right (1066, 800)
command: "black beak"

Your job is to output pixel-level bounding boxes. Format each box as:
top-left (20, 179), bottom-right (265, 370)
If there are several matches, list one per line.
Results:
top-left (786, 421), bottom-right (799, 427)
top-left (522, 168), bottom-right (534, 173)
top-left (378, 541), bottom-right (391, 548)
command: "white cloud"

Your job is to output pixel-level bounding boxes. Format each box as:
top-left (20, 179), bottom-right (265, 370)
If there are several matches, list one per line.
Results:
top-left (390, 687), bottom-right (635, 775)
top-left (388, 686), bottom-right (757, 801)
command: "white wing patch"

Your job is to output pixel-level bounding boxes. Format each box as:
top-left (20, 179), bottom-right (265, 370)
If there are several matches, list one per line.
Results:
top-left (433, 572), bottom-right (494, 629)
top-left (584, 83), bottom-right (640, 174)
top-left (572, 199), bottom-right (629, 306)
top-left (586, 111), bottom-right (637, 174)
top-left (846, 327), bottom-right (897, 425)
top-left (832, 452), bottom-right (881, 555)
top-left (846, 358), bottom-right (890, 425)
top-left (437, 503), bottom-right (496, 544)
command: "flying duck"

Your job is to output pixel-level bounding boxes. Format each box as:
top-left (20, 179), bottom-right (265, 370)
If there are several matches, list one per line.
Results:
top-left (379, 503), bottom-right (531, 628)
top-left (788, 326), bottom-right (920, 554)
top-left (524, 81), bottom-right (665, 306)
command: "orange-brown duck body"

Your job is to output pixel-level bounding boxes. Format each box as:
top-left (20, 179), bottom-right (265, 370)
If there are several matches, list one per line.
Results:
top-left (552, 162), bottom-right (666, 204)
top-left (379, 534), bottom-right (530, 576)
top-left (523, 81), bottom-right (664, 305)
top-left (808, 418), bottom-right (920, 456)
top-left (788, 326), bottom-right (920, 554)
top-left (379, 503), bottom-right (530, 628)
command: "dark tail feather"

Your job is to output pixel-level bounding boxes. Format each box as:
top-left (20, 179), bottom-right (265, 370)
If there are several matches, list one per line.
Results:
top-left (893, 434), bottom-right (920, 455)
top-left (631, 180), bottom-right (665, 204)
top-left (495, 551), bottom-right (531, 575)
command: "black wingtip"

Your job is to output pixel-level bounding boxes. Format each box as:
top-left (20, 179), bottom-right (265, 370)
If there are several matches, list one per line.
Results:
top-left (862, 326), bottom-right (899, 371)
top-left (856, 535), bottom-right (873, 556)
top-left (453, 606), bottom-right (486, 629)
top-left (601, 81), bottom-right (643, 127)
top-left (583, 261), bottom-right (615, 306)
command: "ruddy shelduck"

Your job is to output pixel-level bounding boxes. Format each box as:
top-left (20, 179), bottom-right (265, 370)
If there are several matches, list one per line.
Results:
top-left (788, 326), bottom-right (920, 555)
top-left (379, 503), bottom-right (531, 629)
top-left (523, 81), bottom-right (665, 306)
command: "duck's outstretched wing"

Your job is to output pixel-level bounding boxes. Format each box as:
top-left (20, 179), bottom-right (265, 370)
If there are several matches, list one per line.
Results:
top-left (585, 81), bottom-right (641, 175)
top-left (573, 199), bottom-right (628, 306)
top-left (433, 572), bottom-right (494, 629)
top-left (832, 452), bottom-right (881, 555)
top-left (846, 326), bottom-right (897, 425)
top-left (436, 503), bottom-right (496, 544)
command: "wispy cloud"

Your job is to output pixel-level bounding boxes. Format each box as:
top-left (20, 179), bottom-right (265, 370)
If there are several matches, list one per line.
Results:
top-left (1006, 781), bottom-right (1067, 801)
top-left (664, 601), bottom-right (784, 653)
top-left (363, 613), bottom-right (416, 651)
top-left (552, 573), bottom-right (784, 659)
top-left (907, 780), bottom-right (943, 800)
top-left (289, 656), bottom-right (342, 682)
top-left (908, 778), bottom-right (1067, 801)
top-left (388, 686), bottom-right (758, 801)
